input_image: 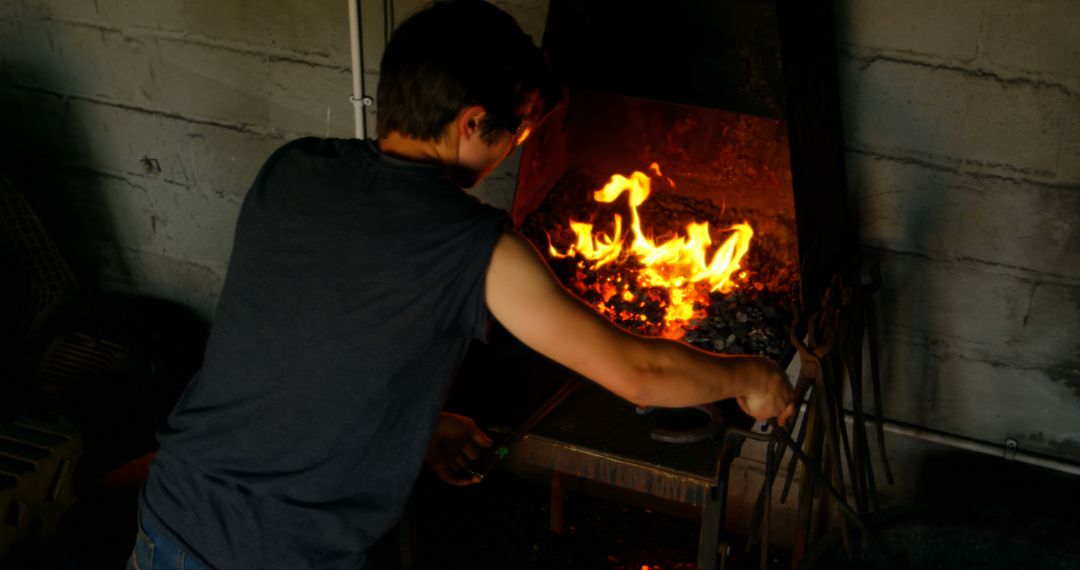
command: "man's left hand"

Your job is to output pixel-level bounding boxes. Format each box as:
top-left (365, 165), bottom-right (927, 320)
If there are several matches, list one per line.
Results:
top-left (425, 413), bottom-right (492, 486)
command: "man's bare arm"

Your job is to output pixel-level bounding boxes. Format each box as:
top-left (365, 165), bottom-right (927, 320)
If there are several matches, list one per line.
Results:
top-left (484, 231), bottom-right (794, 422)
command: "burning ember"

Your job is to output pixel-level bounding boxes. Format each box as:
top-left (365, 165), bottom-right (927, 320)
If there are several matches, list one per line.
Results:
top-left (546, 164), bottom-right (755, 337)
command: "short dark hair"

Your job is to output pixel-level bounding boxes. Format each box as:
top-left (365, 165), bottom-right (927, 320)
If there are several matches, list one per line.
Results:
top-left (376, 0), bottom-right (554, 143)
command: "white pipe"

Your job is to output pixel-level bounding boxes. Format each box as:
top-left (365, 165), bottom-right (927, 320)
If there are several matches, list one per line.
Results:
top-left (867, 416), bottom-right (1080, 477)
top-left (348, 0), bottom-right (367, 139)
top-left (815, 404), bottom-right (1080, 477)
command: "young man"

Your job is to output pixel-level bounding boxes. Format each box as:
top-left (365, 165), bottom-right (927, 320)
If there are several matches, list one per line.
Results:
top-left (131, 1), bottom-right (794, 568)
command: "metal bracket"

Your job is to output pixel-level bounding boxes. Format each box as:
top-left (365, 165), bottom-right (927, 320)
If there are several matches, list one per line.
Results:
top-left (1004, 438), bottom-right (1019, 461)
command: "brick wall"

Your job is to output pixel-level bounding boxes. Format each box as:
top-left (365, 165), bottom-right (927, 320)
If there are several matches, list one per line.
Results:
top-left (1, 0), bottom-right (1076, 467)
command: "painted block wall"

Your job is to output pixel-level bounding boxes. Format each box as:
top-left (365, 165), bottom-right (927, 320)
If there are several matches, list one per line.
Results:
top-left (0, 0), bottom-right (1076, 479)
top-left (0, 0), bottom-right (538, 318)
top-left (834, 0), bottom-right (1080, 464)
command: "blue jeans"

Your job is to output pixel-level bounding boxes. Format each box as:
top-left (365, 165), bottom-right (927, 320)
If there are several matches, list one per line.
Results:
top-left (127, 516), bottom-right (208, 570)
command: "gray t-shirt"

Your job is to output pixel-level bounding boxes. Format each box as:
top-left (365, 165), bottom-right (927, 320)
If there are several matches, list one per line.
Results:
top-left (140, 138), bottom-right (509, 569)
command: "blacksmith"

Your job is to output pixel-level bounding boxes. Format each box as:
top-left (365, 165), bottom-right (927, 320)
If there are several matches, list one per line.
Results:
top-left (129, 1), bottom-right (795, 568)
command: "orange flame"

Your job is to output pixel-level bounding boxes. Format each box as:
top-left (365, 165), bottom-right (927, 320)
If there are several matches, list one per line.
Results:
top-left (549, 166), bottom-right (753, 335)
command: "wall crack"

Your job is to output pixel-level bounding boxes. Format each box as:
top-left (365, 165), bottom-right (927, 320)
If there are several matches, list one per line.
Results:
top-left (838, 46), bottom-right (1079, 99)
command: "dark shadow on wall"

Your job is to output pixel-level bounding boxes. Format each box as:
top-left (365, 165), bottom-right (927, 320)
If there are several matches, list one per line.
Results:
top-left (0, 70), bottom-right (139, 290)
top-left (831, 2), bottom-right (956, 434)
top-left (0, 65), bottom-right (208, 568)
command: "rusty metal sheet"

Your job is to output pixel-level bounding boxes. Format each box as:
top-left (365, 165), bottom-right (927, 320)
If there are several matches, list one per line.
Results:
top-left (500, 382), bottom-right (745, 506)
top-left (509, 433), bottom-right (718, 506)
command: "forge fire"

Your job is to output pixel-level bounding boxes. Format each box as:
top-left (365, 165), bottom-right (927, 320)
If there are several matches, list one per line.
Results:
top-left (532, 165), bottom-right (796, 359)
top-left (546, 164), bottom-right (755, 338)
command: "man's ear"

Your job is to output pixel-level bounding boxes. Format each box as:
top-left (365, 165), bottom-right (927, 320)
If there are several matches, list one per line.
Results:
top-left (456, 105), bottom-right (487, 141)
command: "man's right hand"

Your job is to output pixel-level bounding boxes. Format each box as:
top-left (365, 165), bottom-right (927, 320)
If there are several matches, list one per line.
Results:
top-left (736, 358), bottom-right (795, 424)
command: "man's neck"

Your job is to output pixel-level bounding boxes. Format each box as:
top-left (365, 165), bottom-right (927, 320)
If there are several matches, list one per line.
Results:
top-left (376, 131), bottom-right (455, 168)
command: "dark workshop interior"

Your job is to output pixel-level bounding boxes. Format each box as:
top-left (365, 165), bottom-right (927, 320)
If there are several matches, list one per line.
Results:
top-left (1, 0), bottom-right (1078, 569)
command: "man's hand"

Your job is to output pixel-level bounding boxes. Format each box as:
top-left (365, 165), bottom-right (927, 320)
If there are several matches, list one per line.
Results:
top-left (425, 413), bottom-right (492, 486)
top-left (736, 358), bottom-right (796, 425)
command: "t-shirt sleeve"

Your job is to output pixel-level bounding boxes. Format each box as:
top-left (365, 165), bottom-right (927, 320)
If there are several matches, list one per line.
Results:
top-left (435, 203), bottom-right (510, 341)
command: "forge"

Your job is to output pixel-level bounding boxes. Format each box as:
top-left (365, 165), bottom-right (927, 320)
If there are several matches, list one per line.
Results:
top-left (446, 2), bottom-right (859, 568)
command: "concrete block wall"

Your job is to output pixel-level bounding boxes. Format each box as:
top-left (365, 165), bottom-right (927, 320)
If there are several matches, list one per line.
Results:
top-left (835, 0), bottom-right (1080, 463)
top-left (0, 0), bottom-right (540, 318)
top-left (1, 0), bottom-right (1075, 468)
top-left (0, 0), bottom-right (348, 317)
